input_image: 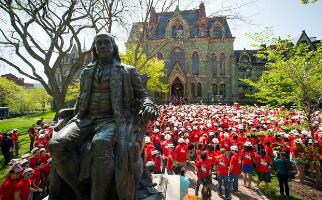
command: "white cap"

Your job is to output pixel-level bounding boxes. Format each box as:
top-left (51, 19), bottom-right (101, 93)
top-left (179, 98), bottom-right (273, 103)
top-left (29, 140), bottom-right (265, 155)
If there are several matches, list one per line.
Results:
top-left (209, 131), bottom-right (215, 136)
top-left (178, 138), bottom-right (185, 144)
top-left (295, 138), bottom-right (303, 144)
top-left (153, 129), bottom-right (159, 133)
top-left (152, 150), bottom-right (160, 155)
top-left (145, 136), bottom-right (151, 143)
top-left (212, 138), bottom-right (219, 144)
top-left (166, 143), bottom-right (174, 148)
top-left (165, 134), bottom-right (171, 140)
top-left (230, 145), bottom-right (238, 151)
top-left (244, 142), bottom-right (252, 147)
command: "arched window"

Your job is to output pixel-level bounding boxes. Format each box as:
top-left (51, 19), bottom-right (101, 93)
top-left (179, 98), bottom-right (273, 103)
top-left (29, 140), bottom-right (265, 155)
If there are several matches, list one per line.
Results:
top-left (197, 82), bottom-right (202, 97)
top-left (219, 84), bottom-right (225, 97)
top-left (211, 53), bottom-right (217, 77)
top-left (212, 84), bottom-right (218, 96)
top-left (214, 25), bottom-right (222, 39)
top-left (177, 25), bottom-right (184, 38)
top-left (191, 82), bottom-right (196, 98)
top-left (220, 54), bottom-right (225, 76)
top-left (172, 26), bottom-right (177, 38)
top-left (170, 47), bottom-right (185, 72)
top-left (192, 51), bottom-right (200, 75)
top-left (156, 52), bottom-right (163, 60)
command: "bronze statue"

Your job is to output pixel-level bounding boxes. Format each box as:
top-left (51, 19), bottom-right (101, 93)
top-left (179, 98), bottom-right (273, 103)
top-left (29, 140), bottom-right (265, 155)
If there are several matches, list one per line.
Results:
top-left (48, 33), bottom-right (158, 200)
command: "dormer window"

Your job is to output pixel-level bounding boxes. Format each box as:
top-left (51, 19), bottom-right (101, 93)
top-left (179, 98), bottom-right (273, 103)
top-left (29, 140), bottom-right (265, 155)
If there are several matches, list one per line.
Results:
top-left (214, 25), bottom-right (223, 39)
top-left (171, 21), bottom-right (184, 38)
top-left (177, 25), bottom-right (184, 38)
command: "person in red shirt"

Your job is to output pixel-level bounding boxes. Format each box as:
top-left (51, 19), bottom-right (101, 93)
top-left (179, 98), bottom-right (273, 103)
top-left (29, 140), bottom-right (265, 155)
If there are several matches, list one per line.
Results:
top-left (166, 143), bottom-right (175, 174)
top-left (195, 152), bottom-right (212, 197)
top-left (15, 168), bottom-right (41, 200)
top-left (12, 129), bottom-right (19, 156)
top-left (264, 141), bottom-right (273, 158)
top-left (174, 138), bottom-right (188, 165)
top-left (215, 148), bottom-right (230, 199)
top-left (144, 137), bottom-right (155, 162)
top-left (32, 160), bottom-right (43, 200)
top-left (152, 150), bottom-right (162, 174)
top-left (0, 166), bottom-right (20, 200)
top-left (229, 145), bottom-right (241, 193)
top-left (241, 142), bottom-right (255, 188)
top-left (29, 148), bottom-right (41, 168)
top-left (255, 150), bottom-right (272, 193)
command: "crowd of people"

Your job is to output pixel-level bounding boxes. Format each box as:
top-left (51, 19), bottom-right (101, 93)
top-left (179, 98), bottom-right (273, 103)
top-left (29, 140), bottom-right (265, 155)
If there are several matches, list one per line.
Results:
top-left (144, 104), bottom-right (322, 199)
top-left (0, 103), bottom-right (322, 200)
top-left (0, 123), bottom-right (53, 200)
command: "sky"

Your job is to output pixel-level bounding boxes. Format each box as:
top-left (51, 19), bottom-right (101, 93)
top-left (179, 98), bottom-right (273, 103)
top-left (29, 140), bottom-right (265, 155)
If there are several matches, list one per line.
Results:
top-left (0, 0), bottom-right (322, 83)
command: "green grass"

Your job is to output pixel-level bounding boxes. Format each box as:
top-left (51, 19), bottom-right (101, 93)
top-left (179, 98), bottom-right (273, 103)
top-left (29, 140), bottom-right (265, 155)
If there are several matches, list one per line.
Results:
top-left (253, 174), bottom-right (302, 200)
top-left (0, 111), bottom-right (55, 182)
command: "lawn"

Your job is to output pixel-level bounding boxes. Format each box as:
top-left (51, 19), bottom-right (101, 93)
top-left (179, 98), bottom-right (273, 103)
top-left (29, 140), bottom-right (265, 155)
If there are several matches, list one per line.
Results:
top-left (254, 174), bottom-right (302, 200)
top-left (0, 111), bottom-right (55, 181)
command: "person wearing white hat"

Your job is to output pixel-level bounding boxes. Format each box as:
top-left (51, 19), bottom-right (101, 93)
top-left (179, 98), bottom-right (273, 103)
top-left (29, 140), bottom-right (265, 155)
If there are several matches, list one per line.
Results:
top-left (293, 139), bottom-right (305, 183)
top-left (241, 141), bottom-right (255, 188)
top-left (144, 137), bottom-right (155, 163)
top-left (174, 138), bottom-right (189, 166)
top-left (229, 145), bottom-right (241, 193)
top-left (166, 143), bottom-right (175, 175)
top-left (14, 168), bottom-right (42, 200)
top-left (151, 150), bottom-right (161, 174)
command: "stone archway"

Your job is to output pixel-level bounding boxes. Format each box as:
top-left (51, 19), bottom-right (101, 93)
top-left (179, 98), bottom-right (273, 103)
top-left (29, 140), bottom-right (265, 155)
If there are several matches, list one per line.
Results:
top-left (171, 77), bottom-right (184, 98)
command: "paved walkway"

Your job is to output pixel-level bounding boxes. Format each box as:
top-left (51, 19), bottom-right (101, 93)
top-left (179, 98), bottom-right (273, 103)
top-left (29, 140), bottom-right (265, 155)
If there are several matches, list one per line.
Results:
top-left (185, 162), bottom-right (265, 200)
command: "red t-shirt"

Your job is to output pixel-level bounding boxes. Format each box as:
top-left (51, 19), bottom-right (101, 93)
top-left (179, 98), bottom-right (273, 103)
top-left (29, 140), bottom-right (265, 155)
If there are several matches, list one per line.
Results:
top-left (205, 150), bottom-right (216, 167)
top-left (32, 168), bottom-right (41, 187)
top-left (166, 152), bottom-right (175, 172)
top-left (153, 156), bottom-right (162, 173)
top-left (174, 144), bottom-right (188, 163)
top-left (195, 160), bottom-right (212, 179)
top-left (255, 155), bottom-right (271, 172)
top-left (215, 154), bottom-right (230, 176)
top-left (0, 178), bottom-right (17, 200)
top-left (241, 150), bottom-right (255, 166)
top-left (230, 153), bottom-right (242, 175)
top-left (264, 145), bottom-right (273, 158)
top-left (15, 179), bottom-right (31, 200)
top-left (220, 139), bottom-right (230, 151)
top-left (144, 144), bottom-right (155, 162)
top-left (11, 133), bottom-right (18, 144)
top-left (29, 156), bottom-right (41, 168)
top-left (41, 164), bottom-right (50, 179)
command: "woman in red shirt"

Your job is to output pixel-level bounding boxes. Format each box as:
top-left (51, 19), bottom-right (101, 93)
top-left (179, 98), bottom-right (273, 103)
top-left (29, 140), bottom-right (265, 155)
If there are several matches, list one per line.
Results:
top-left (195, 152), bottom-right (212, 197)
top-left (229, 145), bottom-right (242, 193)
top-left (241, 142), bottom-right (255, 188)
top-left (255, 150), bottom-right (272, 193)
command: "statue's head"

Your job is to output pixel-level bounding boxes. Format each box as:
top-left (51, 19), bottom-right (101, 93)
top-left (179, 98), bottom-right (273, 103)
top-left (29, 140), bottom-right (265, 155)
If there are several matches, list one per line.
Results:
top-left (91, 33), bottom-right (121, 64)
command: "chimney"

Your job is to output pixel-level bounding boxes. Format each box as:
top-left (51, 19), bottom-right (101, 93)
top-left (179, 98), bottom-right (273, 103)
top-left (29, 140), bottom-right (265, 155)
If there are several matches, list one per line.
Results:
top-left (199, 1), bottom-right (206, 18)
top-left (149, 7), bottom-right (157, 38)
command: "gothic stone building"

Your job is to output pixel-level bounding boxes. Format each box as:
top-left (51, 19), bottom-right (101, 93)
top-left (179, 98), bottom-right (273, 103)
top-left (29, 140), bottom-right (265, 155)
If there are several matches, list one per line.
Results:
top-left (127, 3), bottom-right (265, 104)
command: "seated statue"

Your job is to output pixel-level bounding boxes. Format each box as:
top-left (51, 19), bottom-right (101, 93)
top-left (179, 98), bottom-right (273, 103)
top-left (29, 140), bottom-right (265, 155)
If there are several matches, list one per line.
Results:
top-left (48, 33), bottom-right (159, 200)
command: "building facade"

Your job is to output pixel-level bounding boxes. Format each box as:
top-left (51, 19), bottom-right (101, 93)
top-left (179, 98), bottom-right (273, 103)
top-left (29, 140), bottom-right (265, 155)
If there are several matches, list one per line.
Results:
top-left (127, 3), bottom-right (264, 104)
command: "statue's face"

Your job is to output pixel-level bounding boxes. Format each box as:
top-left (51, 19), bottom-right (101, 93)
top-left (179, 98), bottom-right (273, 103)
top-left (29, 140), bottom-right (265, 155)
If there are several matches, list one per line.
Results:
top-left (94, 35), bottom-right (114, 61)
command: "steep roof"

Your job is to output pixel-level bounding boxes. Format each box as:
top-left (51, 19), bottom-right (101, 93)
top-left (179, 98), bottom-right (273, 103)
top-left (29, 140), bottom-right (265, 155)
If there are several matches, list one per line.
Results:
top-left (154, 8), bottom-right (232, 39)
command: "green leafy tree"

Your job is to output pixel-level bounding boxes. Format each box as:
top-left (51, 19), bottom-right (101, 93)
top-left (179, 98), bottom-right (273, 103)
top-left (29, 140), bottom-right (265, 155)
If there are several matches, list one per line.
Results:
top-left (301, 0), bottom-right (318, 4)
top-left (0, 77), bottom-right (24, 107)
top-left (243, 30), bottom-right (322, 135)
top-left (66, 80), bottom-right (80, 106)
top-left (121, 46), bottom-right (168, 93)
top-left (29, 88), bottom-right (53, 113)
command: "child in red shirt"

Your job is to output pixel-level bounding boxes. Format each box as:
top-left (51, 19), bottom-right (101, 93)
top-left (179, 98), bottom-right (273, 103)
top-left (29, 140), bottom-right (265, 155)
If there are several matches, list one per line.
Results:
top-left (195, 151), bottom-right (212, 197)
top-left (152, 150), bottom-right (162, 174)
top-left (215, 148), bottom-right (230, 199)
top-left (255, 150), bottom-right (272, 193)
top-left (166, 144), bottom-right (175, 174)
top-left (241, 142), bottom-right (255, 188)
top-left (0, 167), bottom-right (20, 200)
top-left (229, 145), bottom-right (241, 193)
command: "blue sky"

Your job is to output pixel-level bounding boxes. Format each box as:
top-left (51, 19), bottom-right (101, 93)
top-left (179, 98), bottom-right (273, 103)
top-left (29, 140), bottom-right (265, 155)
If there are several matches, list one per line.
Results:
top-left (224, 0), bottom-right (322, 49)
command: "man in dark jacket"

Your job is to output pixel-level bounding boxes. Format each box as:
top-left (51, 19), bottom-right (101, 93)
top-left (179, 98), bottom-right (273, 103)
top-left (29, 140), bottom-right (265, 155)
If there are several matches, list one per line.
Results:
top-left (1, 132), bottom-right (13, 166)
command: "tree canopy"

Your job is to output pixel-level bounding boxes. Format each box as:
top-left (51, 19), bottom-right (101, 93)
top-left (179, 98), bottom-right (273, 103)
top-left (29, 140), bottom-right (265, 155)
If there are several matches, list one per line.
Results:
top-left (121, 46), bottom-right (168, 93)
top-left (243, 29), bottom-right (322, 133)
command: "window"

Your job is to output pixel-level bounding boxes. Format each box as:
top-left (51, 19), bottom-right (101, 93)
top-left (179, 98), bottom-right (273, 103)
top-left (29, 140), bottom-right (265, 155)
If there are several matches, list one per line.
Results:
top-left (197, 82), bottom-right (202, 97)
top-left (172, 26), bottom-right (177, 38)
top-left (220, 54), bottom-right (225, 76)
top-left (240, 55), bottom-right (249, 64)
top-left (156, 52), bottom-right (164, 60)
top-left (219, 84), bottom-right (225, 97)
top-left (211, 53), bottom-right (217, 77)
top-left (212, 84), bottom-right (218, 96)
top-left (177, 25), bottom-right (184, 38)
top-left (192, 51), bottom-right (200, 75)
top-left (191, 83), bottom-right (196, 98)
top-left (170, 47), bottom-right (185, 72)
top-left (214, 26), bottom-right (222, 39)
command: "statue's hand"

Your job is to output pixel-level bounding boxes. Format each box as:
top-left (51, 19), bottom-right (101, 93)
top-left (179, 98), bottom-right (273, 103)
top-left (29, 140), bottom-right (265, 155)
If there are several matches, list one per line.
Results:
top-left (138, 103), bottom-right (158, 121)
